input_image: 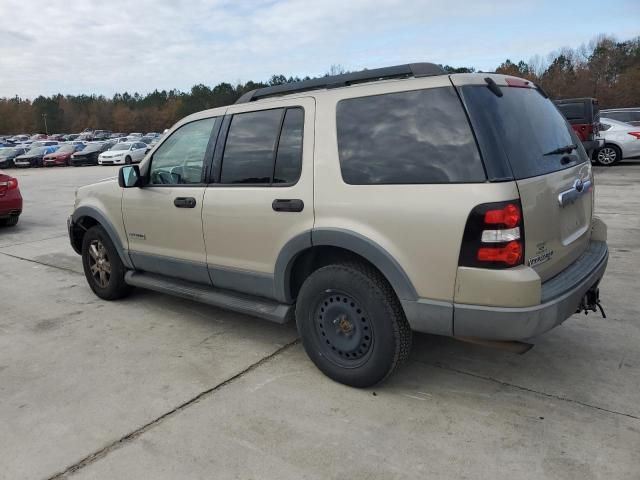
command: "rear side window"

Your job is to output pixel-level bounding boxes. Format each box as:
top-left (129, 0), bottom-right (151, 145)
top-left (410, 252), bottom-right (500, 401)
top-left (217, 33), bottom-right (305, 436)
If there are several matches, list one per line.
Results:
top-left (460, 86), bottom-right (588, 180)
top-left (557, 102), bottom-right (585, 121)
top-left (336, 87), bottom-right (485, 184)
top-left (220, 107), bottom-right (304, 185)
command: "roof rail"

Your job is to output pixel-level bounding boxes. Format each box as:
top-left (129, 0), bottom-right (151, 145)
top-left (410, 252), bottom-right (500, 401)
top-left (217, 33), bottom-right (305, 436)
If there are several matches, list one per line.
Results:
top-left (235, 63), bottom-right (446, 104)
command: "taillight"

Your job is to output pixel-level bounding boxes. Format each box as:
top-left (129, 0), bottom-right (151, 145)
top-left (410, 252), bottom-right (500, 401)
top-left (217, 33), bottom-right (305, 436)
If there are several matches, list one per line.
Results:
top-left (628, 132), bottom-right (640, 140)
top-left (7, 178), bottom-right (18, 190)
top-left (458, 200), bottom-right (525, 269)
top-left (505, 78), bottom-right (532, 88)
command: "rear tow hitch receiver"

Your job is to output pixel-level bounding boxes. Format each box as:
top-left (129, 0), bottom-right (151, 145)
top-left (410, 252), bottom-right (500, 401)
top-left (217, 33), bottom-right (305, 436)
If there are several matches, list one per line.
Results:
top-left (577, 287), bottom-right (606, 318)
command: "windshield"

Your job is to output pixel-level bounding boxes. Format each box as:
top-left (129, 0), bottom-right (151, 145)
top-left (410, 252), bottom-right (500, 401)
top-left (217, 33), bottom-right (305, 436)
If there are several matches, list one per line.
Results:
top-left (26, 147), bottom-right (47, 155)
top-left (459, 85), bottom-right (588, 180)
top-left (57, 145), bottom-right (74, 154)
top-left (110, 143), bottom-right (131, 151)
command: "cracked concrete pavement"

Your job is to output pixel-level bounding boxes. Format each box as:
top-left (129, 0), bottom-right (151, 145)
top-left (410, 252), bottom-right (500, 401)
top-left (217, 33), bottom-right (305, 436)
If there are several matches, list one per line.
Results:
top-left (0, 163), bottom-right (639, 479)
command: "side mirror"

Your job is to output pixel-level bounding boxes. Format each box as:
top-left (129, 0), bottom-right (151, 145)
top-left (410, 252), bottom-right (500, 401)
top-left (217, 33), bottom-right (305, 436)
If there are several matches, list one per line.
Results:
top-left (118, 164), bottom-right (142, 188)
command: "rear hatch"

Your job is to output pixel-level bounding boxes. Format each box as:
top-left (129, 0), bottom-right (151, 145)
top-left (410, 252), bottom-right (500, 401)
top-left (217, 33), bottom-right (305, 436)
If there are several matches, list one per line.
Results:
top-left (455, 76), bottom-right (593, 281)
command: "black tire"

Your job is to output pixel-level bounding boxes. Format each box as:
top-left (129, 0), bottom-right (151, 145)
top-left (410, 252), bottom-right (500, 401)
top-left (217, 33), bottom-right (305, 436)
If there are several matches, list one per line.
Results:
top-left (81, 225), bottom-right (132, 300)
top-left (594, 144), bottom-right (622, 166)
top-left (125, 156), bottom-right (132, 165)
top-left (296, 262), bottom-right (412, 388)
top-left (0, 216), bottom-right (19, 227)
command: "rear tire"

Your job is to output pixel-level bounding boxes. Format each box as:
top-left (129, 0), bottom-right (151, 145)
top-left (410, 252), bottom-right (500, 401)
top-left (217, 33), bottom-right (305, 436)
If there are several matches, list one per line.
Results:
top-left (296, 262), bottom-right (412, 388)
top-left (0, 216), bottom-right (19, 227)
top-left (594, 144), bottom-right (621, 166)
top-left (81, 225), bottom-right (132, 300)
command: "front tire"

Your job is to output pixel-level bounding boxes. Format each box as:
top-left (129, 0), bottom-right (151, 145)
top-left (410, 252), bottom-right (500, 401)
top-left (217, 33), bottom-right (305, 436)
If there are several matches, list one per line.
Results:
top-left (594, 144), bottom-right (621, 166)
top-left (81, 225), bottom-right (132, 300)
top-left (125, 156), bottom-right (132, 165)
top-left (296, 263), bottom-right (412, 388)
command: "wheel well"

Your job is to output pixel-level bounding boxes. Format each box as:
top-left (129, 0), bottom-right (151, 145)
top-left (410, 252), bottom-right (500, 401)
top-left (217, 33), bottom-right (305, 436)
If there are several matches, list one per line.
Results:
top-left (70, 216), bottom-right (99, 252)
top-left (288, 246), bottom-right (395, 301)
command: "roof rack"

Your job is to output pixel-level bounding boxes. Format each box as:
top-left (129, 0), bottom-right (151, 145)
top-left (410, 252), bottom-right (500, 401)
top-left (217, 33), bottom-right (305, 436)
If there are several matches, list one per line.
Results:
top-left (235, 63), bottom-right (446, 104)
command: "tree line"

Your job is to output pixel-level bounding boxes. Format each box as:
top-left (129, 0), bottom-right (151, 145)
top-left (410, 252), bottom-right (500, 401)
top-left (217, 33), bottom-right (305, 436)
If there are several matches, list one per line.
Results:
top-left (1, 34), bottom-right (638, 135)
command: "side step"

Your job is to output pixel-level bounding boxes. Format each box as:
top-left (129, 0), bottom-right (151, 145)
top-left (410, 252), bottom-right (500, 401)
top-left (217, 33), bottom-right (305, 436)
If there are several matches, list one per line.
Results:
top-left (124, 271), bottom-right (293, 324)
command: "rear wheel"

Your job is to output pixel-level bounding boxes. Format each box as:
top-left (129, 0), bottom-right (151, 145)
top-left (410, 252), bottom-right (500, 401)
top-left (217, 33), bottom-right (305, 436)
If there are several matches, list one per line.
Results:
top-left (594, 144), bottom-right (621, 166)
top-left (296, 262), bottom-right (411, 388)
top-left (81, 225), bottom-right (132, 300)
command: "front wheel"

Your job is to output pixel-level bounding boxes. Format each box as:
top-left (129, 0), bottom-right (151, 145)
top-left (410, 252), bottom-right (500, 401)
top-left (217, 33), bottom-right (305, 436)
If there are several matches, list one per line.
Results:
top-left (125, 156), bottom-right (132, 165)
top-left (81, 225), bottom-right (132, 300)
top-left (594, 144), bottom-right (621, 166)
top-left (296, 263), bottom-right (412, 388)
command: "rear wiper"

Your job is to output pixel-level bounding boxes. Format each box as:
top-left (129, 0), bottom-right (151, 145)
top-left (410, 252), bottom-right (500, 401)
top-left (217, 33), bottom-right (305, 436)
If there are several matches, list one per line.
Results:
top-left (543, 144), bottom-right (577, 156)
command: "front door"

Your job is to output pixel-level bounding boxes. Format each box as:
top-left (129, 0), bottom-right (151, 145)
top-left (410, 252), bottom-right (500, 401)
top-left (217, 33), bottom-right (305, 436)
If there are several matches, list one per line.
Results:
top-left (202, 98), bottom-right (315, 300)
top-left (122, 116), bottom-right (220, 284)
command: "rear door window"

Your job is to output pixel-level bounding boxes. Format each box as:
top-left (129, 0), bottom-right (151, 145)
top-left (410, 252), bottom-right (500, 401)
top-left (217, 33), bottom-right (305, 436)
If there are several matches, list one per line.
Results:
top-left (336, 87), bottom-right (486, 184)
top-left (459, 86), bottom-right (588, 180)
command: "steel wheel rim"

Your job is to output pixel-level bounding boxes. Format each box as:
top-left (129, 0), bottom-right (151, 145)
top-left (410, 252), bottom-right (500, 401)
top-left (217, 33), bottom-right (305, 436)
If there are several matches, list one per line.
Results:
top-left (597, 147), bottom-right (617, 164)
top-left (313, 290), bottom-right (374, 368)
top-left (88, 239), bottom-right (111, 288)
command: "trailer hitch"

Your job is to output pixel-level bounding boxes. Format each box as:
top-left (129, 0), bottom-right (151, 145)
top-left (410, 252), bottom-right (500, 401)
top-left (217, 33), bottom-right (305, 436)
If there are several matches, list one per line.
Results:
top-left (577, 287), bottom-right (606, 318)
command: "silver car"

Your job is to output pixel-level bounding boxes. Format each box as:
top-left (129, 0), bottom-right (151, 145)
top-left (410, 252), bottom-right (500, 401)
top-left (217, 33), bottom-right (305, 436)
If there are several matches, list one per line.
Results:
top-left (595, 117), bottom-right (640, 166)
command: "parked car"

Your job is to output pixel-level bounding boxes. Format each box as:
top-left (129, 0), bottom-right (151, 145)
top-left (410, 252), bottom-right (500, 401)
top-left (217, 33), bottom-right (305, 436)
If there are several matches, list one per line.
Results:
top-left (8, 134), bottom-right (29, 143)
top-left (554, 97), bottom-right (601, 156)
top-left (43, 144), bottom-right (77, 167)
top-left (93, 130), bottom-right (112, 141)
top-left (139, 136), bottom-right (155, 145)
top-left (29, 134), bottom-right (47, 141)
top-left (600, 108), bottom-right (640, 126)
top-left (30, 140), bottom-right (59, 149)
top-left (128, 132), bottom-right (143, 138)
top-left (0, 171), bottom-right (22, 227)
top-left (63, 134), bottom-right (80, 141)
top-left (14, 145), bottom-right (60, 168)
top-left (593, 118), bottom-right (640, 166)
top-left (68, 64), bottom-right (608, 387)
top-left (0, 146), bottom-right (29, 168)
top-left (69, 142), bottom-right (113, 166)
top-left (98, 142), bottom-right (147, 165)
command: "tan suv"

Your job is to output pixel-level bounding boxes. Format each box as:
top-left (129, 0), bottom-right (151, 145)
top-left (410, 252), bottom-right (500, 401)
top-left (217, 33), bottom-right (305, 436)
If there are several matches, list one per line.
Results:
top-left (68, 64), bottom-right (608, 387)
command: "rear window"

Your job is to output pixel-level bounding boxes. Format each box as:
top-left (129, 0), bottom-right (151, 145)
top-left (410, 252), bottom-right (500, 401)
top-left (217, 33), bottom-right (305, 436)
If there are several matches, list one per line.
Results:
top-left (459, 86), bottom-right (588, 180)
top-left (336, 87), bottom-right (486, 184)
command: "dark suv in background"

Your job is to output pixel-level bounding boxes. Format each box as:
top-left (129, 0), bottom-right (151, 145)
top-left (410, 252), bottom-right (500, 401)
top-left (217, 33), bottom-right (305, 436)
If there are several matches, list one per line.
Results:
top-left (555, 98), bottom-right (601, 157)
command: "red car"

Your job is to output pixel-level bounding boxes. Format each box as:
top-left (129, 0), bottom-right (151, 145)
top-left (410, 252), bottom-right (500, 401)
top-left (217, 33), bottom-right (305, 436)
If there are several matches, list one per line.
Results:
top-left (43, 144), bottom-right (76, 167)
top-left (0, 171), bottom-right (22, 227)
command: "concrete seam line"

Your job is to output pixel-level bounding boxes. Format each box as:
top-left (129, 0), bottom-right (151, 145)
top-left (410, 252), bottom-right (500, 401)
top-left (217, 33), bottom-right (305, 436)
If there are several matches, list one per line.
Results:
top-left (46, 339), bottom-right (300, 480)
top-left (0, 233), bottom-right (68, 249)
top-left (423, 360), bottom-right (640, 421)
top-left (0, 251), bottom-right (81, 276)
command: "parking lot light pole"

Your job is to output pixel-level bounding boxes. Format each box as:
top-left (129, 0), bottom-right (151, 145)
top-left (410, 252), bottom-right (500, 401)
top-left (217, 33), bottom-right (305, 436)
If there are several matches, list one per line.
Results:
top-left (42, 113), bottom-right (48, 135)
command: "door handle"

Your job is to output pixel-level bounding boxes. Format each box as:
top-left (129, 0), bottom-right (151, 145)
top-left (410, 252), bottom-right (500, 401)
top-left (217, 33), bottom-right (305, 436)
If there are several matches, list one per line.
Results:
top-left (272, 199), bottom-right (304, 212)
top-left (174, 197), bottom-right (197, 208)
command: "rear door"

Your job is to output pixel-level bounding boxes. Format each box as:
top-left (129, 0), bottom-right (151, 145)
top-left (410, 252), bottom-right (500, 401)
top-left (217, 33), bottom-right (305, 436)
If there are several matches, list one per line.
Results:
top-left (457, 79), bottom-right (593, 281)
top-left (201, 97), bottom-right (314, 300)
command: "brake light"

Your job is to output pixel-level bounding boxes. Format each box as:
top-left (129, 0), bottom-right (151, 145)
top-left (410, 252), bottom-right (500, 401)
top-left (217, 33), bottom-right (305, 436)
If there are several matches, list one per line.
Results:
top-left (628, 132), bottom-right (640, 140)
top-left (505, 78), bottom-right (532, 88)
top-left (484, 203), bottom-right (521, 228)
top-left (478, 241), bottom-right (523, 266)
top-left (7, 178), bottom-right (18, 190)
top-left (458, 200), bottom-right (525, 269)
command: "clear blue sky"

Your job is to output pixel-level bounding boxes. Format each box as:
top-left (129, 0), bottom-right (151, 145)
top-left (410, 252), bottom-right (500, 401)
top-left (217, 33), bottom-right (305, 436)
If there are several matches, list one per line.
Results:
top-left (0, 0), bottom-right (638, 98)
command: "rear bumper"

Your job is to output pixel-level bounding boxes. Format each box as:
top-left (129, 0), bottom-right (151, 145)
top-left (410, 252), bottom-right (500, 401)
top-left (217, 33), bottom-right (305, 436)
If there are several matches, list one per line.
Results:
top-left (453, 240), bottom-right (608, 340)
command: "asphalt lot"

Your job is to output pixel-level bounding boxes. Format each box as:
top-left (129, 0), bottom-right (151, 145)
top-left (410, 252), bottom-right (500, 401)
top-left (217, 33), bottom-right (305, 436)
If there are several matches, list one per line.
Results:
top-left (1, 164), bottom-right (639, 480)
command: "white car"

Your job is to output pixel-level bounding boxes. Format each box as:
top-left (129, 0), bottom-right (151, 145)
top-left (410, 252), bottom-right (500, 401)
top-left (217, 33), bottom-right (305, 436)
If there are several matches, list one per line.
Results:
top-left (98, 142), bottom-right (147, 165)
top-left (594, 117), bottom-right (640, 166)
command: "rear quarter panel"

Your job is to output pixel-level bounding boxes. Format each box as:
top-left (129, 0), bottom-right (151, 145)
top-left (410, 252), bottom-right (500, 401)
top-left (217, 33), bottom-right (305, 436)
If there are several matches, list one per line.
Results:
top-left (313, 78), bottom-right (521, 302)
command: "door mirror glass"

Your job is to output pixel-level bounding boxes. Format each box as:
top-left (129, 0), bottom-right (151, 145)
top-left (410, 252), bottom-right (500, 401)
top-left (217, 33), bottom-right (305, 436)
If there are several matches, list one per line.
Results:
top-left (119, 164), bottom-right (141, 188)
